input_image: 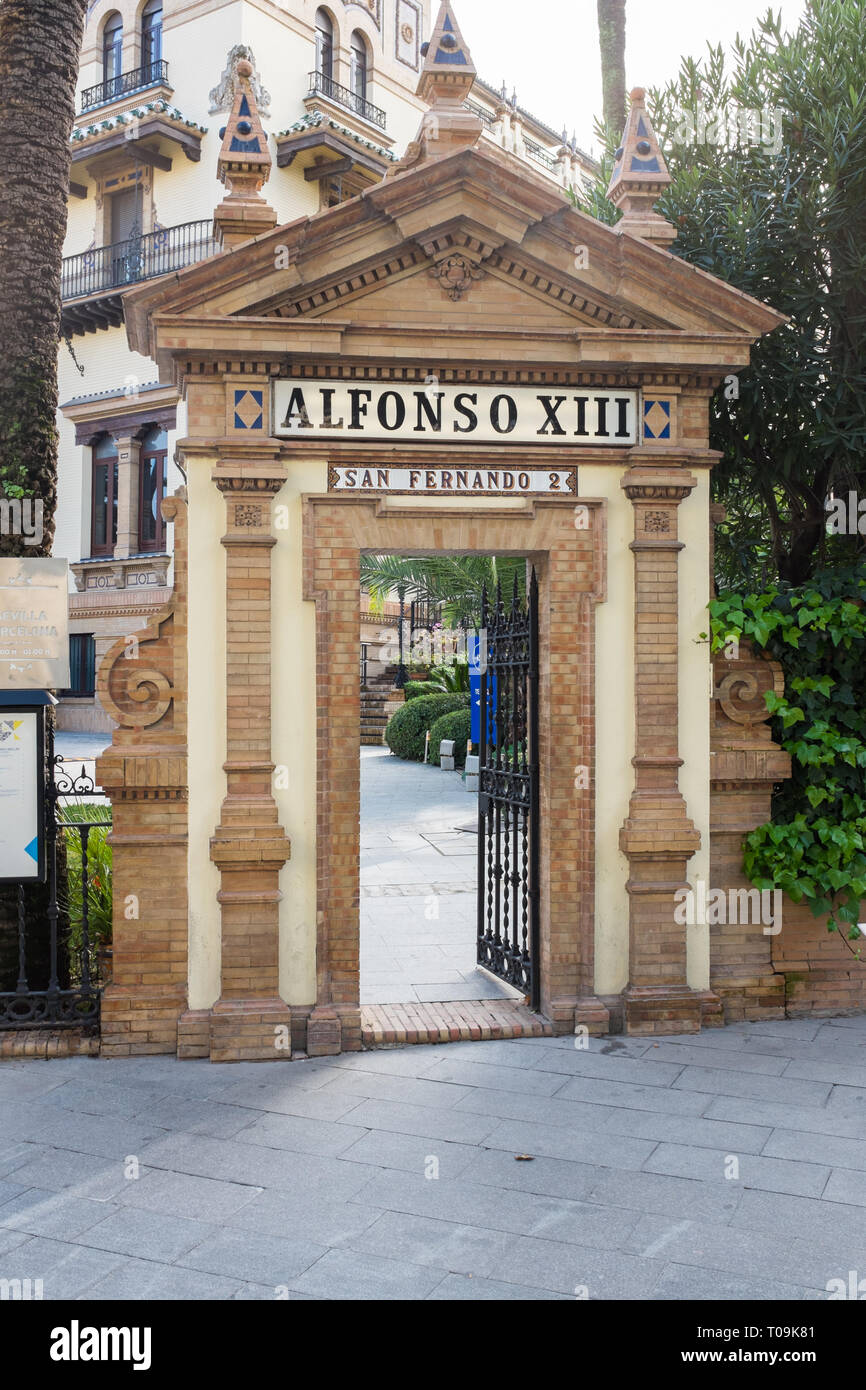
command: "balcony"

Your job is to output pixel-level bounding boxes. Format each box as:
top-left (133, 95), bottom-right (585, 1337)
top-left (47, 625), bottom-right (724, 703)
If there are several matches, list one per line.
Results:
top-left (524, 138), bottom-right (558, 172)
top-left (61, 219), bottom-right (219, 334)
top-left (306, 70), bottom-right (386, 131)
top-left (80, 60), bottom-right (171, 115)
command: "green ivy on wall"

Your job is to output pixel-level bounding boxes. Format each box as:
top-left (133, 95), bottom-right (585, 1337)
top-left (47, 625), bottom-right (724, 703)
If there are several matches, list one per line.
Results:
top-left (709, 567), bottom-right (866, 944)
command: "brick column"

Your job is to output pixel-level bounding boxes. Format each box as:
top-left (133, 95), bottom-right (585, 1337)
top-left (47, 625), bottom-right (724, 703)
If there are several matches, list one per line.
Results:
top-left (208, 452), bottom-right (292, 1062)
top-left (619, 463), bottom-right (704, 1034)
top-left (113, 434), bottom-right (141, 560)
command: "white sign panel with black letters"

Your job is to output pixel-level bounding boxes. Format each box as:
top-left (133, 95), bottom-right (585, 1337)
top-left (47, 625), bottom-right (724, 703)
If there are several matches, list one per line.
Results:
top-left (329, 466), bottom-right (577, 495)
top-left (274, 380), bottom-right (638, 446)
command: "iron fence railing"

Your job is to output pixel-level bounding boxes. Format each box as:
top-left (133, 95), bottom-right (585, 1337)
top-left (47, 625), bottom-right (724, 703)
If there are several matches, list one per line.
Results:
top-left (61, 220), bottom-right (219, 303)
top-left (307, 70), bottom-right (386, 130)
top-left (524, 138), bottom-right (557, 171)
top-left (80, 59), bottom-right (170, 113)
top-left (0, 751), bottom-right (107, 1031)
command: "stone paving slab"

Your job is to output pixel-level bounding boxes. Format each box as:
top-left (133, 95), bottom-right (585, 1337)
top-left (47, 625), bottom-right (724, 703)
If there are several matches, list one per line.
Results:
top-left (0, 1017), bottom-right (865, 1299)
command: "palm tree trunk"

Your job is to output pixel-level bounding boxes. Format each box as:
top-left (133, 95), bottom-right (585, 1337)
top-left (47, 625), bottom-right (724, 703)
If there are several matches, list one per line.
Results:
top-left (0, 0), bottom-right (87, 558)
top-left (597, 0), bottom-right (627, 137)
top-left (0, 0), bottom-right (87, 996)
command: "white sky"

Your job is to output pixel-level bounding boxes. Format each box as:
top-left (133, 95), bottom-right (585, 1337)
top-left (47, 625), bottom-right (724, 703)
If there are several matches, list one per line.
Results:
top-left (455, 0), bottom-right (807, 154)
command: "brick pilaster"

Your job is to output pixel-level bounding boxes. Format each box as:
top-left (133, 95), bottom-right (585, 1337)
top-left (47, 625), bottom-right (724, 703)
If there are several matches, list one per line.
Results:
top-left (207, 450), bottom-right (292, 1061)
top-left (619, 462), bottom-right (703, 1033)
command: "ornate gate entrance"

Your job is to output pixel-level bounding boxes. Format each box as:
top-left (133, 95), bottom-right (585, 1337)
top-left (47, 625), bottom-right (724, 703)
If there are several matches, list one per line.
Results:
top-left (476, 570), bottom-right (540, 1010)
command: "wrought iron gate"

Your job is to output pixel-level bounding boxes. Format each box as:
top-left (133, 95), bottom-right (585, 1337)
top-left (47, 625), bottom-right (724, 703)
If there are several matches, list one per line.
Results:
top-left (0, 728), bottom-right (105, 1031)
top-left (476, 569), bottom-right (540, 1009)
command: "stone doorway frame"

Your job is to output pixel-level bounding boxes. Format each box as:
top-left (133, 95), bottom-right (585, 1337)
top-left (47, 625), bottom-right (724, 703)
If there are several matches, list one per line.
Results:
top-left (301, 492), bottom-right (608, 1047)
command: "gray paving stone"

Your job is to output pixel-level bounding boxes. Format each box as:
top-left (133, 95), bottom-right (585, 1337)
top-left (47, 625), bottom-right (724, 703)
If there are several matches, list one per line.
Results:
top-left (223, 1189), bottom-right (380, 1246)
top-left (339, 1128), bottom-right (478, 1179)
top-left (622, 1214), bottom-right (797, 1281)
top-left (0, 1236), bottom-right (128, 1298)
top-left (422, 1057), bottom-right (568, 1096)
top-left (603, 1108), bottom-right (771, 1154)
top-left (428, 1272), bottom-right (570, 1299)
top-left (82, 1207), bottom-right (215, 1262)
top-left (784, 1057), bottom-right (866, 1089)
top-left (672, 1066), bottom-right (833, 1108)
top-left (0, 1139), bottom-right (43, 1179)
top-left (233, 1111), bottom-right (368, 1157)
top-left (0, 1188), bottom-right (119, 1241)
top-left (705, 1093), bottom-right (866, 1139)
top-left (498, 1233), bottom-right (663, 1299)
top-left (0, 1178), bottom-right (26, 1208)
top-left (524, 1049), bottom-right (686, 1087)
top-left (585, 1169), bottom-right (742, 1223)
top-left (346, 1209), bottom-right (511, 1276)
top-left (479, 1118), bottom-right (658, 1170)
top-left (642, 1142), bottom-right (830, 1197)
top-left (317, 1068), bottom-right (472, 1111)
top-left (784, 1235), bottom-right (866, 1292)
top-left (650, 1263), bottom-right (808, 1301)
top-left (1, 1107), bottom-right (166, 1161)
top-left (458, 1148), bottom-right (598, 1202)
top-left (353, 1167), bottom-right (586, 1237)
top-left (336, 1096), bottom-right (498, 1145)
top-left (7, 1149), bottom-right (131, 1201)
top-left (821, 1167), bottom-right (866, 1207)
top-left (84, 1257), bottom-right (246, 1301)
top-left (554, 1075), bottom-right (709, 1116)
top-left (288, 1247), bottom-right (446, 1300)
top-left (115, 1169), bottom-right (262, 1221)
top-left (177, 1228), bottom-right (327, 1285)
top-left (136, 1132), bottom-right (377, 1200)
top-left (731, 1187), bottom-right (866, 1245)
top-left (763, 1128), bottom-right (866, 1172)
top-left (131, 1096), bottom-right (261, 1138)
top-left (453, 1085), bottom-right (616, 1131)
top-left (0, 1228), bottom-right (32, 1257)
top-left (36, 1079), bottom-right (169, 1118)
top-left (640, 1042), bottom-right (788, 1075)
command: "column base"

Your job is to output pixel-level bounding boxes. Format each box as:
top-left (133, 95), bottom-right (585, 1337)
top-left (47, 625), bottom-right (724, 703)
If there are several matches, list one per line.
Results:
top-left (547, 995), bottom-right (611, 1036)
top-left (623, 984), bottom-right (702, 1036)
top-left (100, 984), bottom-right (187, 1057)
top-left (305, 1005), bottom-right (363, 1056)
top-left (209, 997), bottom-right (292, 1063)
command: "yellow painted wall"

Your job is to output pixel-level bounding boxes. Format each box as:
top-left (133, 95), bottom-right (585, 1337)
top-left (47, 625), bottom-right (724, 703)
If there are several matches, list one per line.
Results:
top-left (679, 470), bottom-right (712, 991)
top-left (580, 463), bottom-right (633, 997)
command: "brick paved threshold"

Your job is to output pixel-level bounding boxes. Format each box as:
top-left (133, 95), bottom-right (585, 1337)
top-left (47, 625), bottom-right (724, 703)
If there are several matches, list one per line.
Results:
top-left (0, 1029), bottom-right (99, 1059)
top-left (362, 999), bottom-right (552, 1047)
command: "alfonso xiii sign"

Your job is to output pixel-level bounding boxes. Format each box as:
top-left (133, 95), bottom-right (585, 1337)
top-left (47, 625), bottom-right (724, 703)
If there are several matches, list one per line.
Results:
top-left (274, 380), bottom-right (639, 447)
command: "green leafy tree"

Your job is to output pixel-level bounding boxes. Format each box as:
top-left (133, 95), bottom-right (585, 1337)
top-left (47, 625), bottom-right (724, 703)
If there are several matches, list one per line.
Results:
top-left (360, 553), bottom-right (527, 629)
top-left (711, 568), bottom-right (866, 944)
top-left (578, 0), bottom-right (866, 587)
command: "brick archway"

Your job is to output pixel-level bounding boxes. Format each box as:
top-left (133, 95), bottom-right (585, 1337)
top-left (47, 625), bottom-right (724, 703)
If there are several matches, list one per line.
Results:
top-left (302, 493), bottom-right (607, 1046)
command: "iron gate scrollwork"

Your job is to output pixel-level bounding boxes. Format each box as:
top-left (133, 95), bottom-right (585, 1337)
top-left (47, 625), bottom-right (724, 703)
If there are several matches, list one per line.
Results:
top-left (477, 569), bottom-right (540, 1009)
top-left (0, 726), bottom-right (106, 1031)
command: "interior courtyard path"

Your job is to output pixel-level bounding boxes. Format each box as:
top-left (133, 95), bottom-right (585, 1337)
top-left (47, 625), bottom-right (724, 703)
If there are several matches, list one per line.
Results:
top-left (360, 745), bottom-right (518, 1007)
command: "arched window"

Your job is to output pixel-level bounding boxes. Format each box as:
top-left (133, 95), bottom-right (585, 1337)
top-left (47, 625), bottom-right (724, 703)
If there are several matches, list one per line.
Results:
top-left (315, 8), bottom-right (334, 81)
top-left (91, 434), bottom-right (118, 557)
top-left (138, 425), bottom-right (168, 553)
top-left (103, 12), bottom-right (123, 85)
top-left (141, 0), bottom-right (163, 72)
top-left (350, 32), bottom-right (368, 103)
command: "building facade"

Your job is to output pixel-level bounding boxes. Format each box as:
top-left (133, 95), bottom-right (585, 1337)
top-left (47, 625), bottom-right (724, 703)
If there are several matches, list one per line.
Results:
top-left (56, 0), bottom-right (596, 731)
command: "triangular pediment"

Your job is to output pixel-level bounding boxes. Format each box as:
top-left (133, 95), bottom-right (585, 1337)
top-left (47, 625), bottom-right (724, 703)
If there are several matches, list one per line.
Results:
top-left (123, 141), bottom-right (785, 367)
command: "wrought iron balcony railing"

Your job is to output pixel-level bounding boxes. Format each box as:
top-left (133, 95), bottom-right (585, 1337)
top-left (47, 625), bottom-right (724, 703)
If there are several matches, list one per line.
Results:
top-left (306, 70), bottom-right (386, 130)
top-left (61, 219), bottom-right (218, 302)
top-left (524, 138), bottom-right (558, 171)
top-left (463, 100), bottom-right (496, 129)
top-left (80, 60), bottom-right (170, 113)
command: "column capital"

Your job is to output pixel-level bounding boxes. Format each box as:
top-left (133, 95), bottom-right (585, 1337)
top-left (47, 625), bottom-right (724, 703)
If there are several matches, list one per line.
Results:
top-left (621, 465), bottom-right (698, 503)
